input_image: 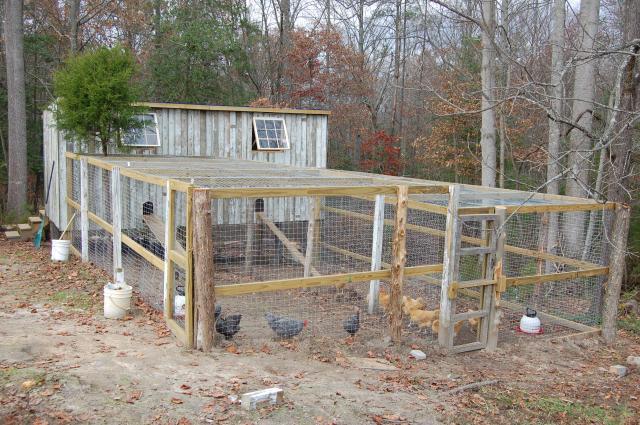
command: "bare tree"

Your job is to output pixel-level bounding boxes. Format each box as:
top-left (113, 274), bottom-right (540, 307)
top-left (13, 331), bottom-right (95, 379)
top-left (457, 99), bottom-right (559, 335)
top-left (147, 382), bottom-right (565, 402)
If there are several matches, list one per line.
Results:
top-left (480, 0), bottom-right (497, 187)
top-left (546, 0), bottom-right (566, 266)
top-left (564, 0), bottom-right (600, 248)
top-left (4, 0), bottom-right (27, 216)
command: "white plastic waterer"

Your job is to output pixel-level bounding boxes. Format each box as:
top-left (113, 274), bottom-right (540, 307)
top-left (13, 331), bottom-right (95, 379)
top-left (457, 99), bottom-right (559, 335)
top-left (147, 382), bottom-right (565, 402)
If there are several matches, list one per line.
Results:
top-left (519, 307), bottom-right (542, 334)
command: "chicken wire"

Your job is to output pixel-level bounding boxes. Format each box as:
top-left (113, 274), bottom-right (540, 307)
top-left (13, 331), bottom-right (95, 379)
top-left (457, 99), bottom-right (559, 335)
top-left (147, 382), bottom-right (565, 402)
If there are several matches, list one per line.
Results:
top-left (211, 195), bottom-right (449, 349)
top-left (62, 154), bottom-right (614, 352)
top-left (120, 174), bottom-right (166, 311)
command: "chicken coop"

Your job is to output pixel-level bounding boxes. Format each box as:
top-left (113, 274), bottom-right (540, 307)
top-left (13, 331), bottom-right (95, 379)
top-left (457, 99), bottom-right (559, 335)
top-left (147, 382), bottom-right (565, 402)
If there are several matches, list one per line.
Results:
top-left (55, 153), bottom-right (616, 354)
top-left (43, 103), bottom-right (619, 354)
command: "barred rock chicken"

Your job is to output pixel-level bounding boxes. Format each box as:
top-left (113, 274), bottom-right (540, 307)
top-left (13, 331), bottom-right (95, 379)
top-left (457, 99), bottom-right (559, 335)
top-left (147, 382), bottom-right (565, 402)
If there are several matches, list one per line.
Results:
top-left (215, 313), bottom-right (242, 340)
top-left (343, 307), bottom-right (360, 336)
top-left (265, 313), bottom-right (307, 339)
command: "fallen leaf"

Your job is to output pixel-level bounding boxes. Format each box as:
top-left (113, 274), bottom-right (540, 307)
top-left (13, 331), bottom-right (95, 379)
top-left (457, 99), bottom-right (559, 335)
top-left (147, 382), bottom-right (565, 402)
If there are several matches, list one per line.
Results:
top-left (171, 397), bottom-right (184, 404)
top-left (21, 380), bottom-right (37, 391)
top-left (127, 390), bottom-right (142, 404)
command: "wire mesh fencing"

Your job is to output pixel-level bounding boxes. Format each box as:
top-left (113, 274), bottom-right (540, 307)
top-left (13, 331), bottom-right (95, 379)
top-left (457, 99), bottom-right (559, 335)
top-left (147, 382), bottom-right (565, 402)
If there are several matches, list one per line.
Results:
top-left (61, 154), bottom-right (613, 353)
top-left (120, 174), bottom-right (166, 311)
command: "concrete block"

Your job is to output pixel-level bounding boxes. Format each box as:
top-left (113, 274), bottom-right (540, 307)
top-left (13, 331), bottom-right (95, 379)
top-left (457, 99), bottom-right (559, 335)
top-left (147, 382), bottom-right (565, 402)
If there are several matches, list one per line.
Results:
top-left (626, 356), bottom-right (640, 367)
top-left (28, 216), bottom-right (42, 225)
top-left (241, 387), bottom-right (283, 410)
top-left (609, 365), bottom-right (628, 377)
top-left (409, 349), bottom-right (427, 360)
top-left (4, 230), bottom-right (20, 240)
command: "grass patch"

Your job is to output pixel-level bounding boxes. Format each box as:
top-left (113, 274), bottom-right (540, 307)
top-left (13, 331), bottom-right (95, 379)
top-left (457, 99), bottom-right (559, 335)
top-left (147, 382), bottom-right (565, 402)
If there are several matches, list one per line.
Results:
top-left (618, 315), bottom-right (640, 334)
top-left (526, 397), bottom-right (631, 425)
top-left (49, 289), bottom-right (94, 310)
top-left (0, 367), bottom-right (46, 388)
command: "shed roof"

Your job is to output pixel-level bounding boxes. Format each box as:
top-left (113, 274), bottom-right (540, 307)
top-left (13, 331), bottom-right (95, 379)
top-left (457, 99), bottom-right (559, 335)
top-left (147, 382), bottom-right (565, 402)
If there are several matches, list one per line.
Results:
top-left (138, 102), bottom-right (331, 115)
top-left (77, 154), bottom-right (613, 212)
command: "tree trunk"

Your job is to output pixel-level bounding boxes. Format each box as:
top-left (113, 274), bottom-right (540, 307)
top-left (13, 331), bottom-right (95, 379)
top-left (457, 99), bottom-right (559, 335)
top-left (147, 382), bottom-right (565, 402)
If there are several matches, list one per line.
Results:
top-left (546, 0), bottom-right (565, 271)
top-left (193, 190), bottom-right (216, 351)
top-left (391, 0), bottom-right (402, 137)
top-left (564, 0), bottom-right (600, 249)
top-left (498, 0), bottom-right (511, 189)
top-left (602, 205), bottom-right (631, 345)
top-left (68, 0), bottom-right (80, 53)
top-left (4, 0), bottom-right (27, 216)
top-left (480, 0), bottom-right (497, 187)
top-left (600, 0), bottom-right (640, 321)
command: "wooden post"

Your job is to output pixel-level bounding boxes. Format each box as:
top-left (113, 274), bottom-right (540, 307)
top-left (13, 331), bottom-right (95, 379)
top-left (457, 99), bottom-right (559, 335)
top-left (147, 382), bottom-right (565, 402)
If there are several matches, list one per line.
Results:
top-left (80, 158), bottom-right (89, 261)
top-left (163, 182), bottom-right (175, 320)
top-left (244, 200), bottom-right (254, 273)
top-left (486, 206), bottom-right (506, 351)
top-left (533, 212), bottom-right (549, 306)
top-left (110, 167), bottom-right (122, 280)
top-left (439, 185), bottom-right (461, 349)
top-left (193, 189), bottom-right (216, 351)
top-left (602, 204), bottom-right (631, 345)
top-left (303, 197), bottom-right (320, 277)
top-left (185, 186), bottom-right (195, 348)
top-left (390, 186), bottom-right (408, 343)
top-left (65, 156), bottom-right (73, 240)
top-left (368, 194), bottom-right (385, 314)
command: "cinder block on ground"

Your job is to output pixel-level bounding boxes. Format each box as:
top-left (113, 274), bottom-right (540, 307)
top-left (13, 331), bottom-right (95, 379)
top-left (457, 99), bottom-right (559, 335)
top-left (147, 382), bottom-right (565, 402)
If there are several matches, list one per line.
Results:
top-left (28, 216), bottom-right (42, 225)
top-left (609, 365), bottom-right (628, 377)
top-left (241, 387), bottom-right (283, 410)
top-left (4, 230), bottom-right (20, 240)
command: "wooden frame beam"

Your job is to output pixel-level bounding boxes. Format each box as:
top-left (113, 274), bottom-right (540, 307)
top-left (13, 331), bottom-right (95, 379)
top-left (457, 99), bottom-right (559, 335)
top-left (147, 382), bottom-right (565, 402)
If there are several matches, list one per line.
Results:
top-left (216, 264), bottom-right (441, 297)
top-left (322, 205), bottom-right (602, 270)
top-left (256, 211), bottom-right (321, 276)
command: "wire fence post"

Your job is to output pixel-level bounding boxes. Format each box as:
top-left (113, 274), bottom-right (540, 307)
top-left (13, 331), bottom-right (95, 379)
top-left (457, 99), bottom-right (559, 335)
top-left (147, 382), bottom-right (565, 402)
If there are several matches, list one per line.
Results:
top-left (80, 158), bottom-right (89, 261)
top-left (111, 166), bottom-right (122, 280)
top-left (368, 194), bottom-right (385, 314)
top-left (390, 186), bottom-right (408, 343)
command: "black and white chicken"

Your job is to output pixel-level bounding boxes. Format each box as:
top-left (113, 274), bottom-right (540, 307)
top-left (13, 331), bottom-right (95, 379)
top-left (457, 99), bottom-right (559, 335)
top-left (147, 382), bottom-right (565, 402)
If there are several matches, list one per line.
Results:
top-left (343, 307), bottom-right (360, 337)
top-left (215, 313), bottom-right (242, 340)
top-left (265, 312), bottom-right (307, 339)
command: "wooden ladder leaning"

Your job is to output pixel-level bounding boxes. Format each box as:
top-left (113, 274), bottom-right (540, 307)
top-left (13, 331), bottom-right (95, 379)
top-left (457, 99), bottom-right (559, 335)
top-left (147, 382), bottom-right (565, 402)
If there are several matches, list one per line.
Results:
top-left (439, 185), bottom-right (507, 354)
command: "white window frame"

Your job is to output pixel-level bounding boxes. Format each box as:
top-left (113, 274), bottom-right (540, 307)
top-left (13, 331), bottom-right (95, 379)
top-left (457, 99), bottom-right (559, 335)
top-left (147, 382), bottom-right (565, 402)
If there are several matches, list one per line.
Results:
top-left (122, 113), bottom-right (160, 148)
top-left (252, 117), bottom-right (290, 151)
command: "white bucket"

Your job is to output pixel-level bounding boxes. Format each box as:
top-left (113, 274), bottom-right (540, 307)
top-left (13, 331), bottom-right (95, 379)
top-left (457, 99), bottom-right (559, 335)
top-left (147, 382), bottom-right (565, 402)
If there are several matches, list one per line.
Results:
top-left (51, 239), bottom-right (71, 262)
top-left (103, 282), bottom-right (133, 319)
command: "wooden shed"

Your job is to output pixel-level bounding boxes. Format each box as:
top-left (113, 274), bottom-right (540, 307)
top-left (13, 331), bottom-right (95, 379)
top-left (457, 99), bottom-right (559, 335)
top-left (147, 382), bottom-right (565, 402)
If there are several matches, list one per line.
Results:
top-left (43, 102), bottom-right (330, 232)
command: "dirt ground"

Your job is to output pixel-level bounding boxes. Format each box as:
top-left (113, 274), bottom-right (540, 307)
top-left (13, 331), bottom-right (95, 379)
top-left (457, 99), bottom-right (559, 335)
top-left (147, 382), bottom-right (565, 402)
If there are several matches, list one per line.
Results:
top-left (1, 240), bottom-right (639, 425)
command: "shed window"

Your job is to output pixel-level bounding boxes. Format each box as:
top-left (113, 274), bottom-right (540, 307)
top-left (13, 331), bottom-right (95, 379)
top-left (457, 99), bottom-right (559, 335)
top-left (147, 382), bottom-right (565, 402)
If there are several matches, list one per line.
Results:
top-left (122, 113), bottom-right (160, 147)
top-left (252, 117), bottom-right (289, 150)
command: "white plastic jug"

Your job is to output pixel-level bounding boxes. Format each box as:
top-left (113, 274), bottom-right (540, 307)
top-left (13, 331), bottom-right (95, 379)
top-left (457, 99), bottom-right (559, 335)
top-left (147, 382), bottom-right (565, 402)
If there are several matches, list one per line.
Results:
top-left (519, 307), bottom-right (542, 334)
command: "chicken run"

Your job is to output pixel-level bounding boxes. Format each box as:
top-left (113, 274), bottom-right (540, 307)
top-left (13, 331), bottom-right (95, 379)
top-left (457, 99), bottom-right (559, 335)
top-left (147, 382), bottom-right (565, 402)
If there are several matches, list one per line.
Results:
top-left (65, 154), bottom-right (615, 354)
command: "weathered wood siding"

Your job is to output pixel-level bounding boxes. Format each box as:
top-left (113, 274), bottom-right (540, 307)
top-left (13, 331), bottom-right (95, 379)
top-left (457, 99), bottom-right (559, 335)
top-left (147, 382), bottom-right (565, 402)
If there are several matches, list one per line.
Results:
top-left (43, 106), bottom-right (329, 230)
